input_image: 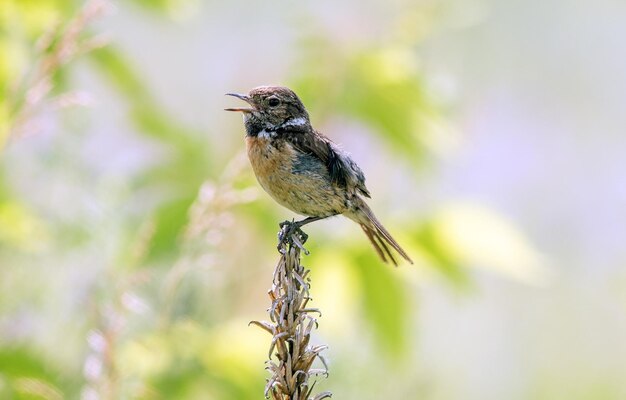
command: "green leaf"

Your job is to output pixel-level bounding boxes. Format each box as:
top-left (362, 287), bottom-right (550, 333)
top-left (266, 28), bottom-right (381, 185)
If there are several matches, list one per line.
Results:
top-left (0, 346), bottom-right (76, 399)
top-left (88, 46), bottom-right (151, 104)
top-left (414, 220), bottom-right (470, 287)
top-left (420, 203), bottom-right (550, 285)
top-left (146, 196), bottom-right (195, 262)
top-left (350, 250), bottom-right (409, 359)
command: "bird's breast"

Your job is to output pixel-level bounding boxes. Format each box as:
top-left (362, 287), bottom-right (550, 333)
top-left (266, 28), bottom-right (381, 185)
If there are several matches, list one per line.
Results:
top-left (245, 136), bottom-right (348, 217)
top-left (246, 136), bottom-right (289, 186)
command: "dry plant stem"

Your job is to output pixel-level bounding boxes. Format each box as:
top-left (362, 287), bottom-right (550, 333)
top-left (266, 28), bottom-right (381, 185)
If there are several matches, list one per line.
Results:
top-left (4, 0), bottom-right (111, 148)
top-left (250, 222), bottom-right (332, 400)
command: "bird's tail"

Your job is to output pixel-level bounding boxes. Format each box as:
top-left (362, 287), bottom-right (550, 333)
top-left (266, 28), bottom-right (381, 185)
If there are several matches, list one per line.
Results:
top-left (345, 197), bottom-right (413, 266)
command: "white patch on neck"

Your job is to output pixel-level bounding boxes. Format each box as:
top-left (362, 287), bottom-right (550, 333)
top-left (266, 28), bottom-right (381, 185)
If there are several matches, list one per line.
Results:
top-left (281, 116), bottom-right (307, 128)
top-left (258, 129), bottom-right (275, 139)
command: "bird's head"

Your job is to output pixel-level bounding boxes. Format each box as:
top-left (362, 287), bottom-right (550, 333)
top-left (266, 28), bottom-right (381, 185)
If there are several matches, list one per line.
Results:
top-left (225, 86), bottom-right (310, 133)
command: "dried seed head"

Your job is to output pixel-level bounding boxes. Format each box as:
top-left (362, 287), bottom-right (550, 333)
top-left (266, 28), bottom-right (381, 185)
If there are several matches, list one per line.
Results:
top-left (250, 222), bottom-right (331, 399)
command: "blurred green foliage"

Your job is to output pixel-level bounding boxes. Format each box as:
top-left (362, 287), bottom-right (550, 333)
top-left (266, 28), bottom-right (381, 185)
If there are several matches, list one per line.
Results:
top-left (350, 249), bottom-right (409, 359)
top-left (0, 1), bottom-right (550, 399)
top-left (0, 347), bottom-right (70, 399)
top-left (292, 42), bottom-right (435, 162)
top-left (89, 45), bottom-right (212, 263)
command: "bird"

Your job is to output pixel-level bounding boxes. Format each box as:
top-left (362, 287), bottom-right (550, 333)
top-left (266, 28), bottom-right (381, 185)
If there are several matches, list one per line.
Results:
top-left (225, 86), bottom-right (412, 265)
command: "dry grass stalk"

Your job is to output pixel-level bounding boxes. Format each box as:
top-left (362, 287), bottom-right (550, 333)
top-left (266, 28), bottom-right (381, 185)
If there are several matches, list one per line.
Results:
top-left (3, 0), bottom-right (112, 148)
top-left (251, 223), bottom-right (332, 400)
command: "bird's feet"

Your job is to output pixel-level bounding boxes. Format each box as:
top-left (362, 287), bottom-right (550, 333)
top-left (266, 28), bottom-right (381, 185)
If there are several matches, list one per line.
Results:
top-left (277, 219), bottom-right (309, 255)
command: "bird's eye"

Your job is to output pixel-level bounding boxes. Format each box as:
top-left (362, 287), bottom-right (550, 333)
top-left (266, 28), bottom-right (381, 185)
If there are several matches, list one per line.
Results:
top-left (268, 98), bottom-right (280, 107)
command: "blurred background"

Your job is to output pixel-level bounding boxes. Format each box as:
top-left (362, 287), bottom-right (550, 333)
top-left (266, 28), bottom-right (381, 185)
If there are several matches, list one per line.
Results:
top-left (1, 0), bottom-right (626, 399)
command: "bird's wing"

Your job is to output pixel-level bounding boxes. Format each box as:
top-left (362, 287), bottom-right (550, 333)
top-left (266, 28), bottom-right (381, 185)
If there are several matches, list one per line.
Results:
top-left (279, 126), bottom-right (371, 198)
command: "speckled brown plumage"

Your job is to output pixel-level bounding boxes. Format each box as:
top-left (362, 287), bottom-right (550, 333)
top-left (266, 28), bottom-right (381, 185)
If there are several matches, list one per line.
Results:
top-left (227, 86), bottom-right (412, 265)
top-left (246, 135), bottom-right (348, 217)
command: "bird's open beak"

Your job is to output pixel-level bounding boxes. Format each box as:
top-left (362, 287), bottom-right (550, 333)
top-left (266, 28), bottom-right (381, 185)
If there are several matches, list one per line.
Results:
top-left (224, 93), bottom-right (255, 113)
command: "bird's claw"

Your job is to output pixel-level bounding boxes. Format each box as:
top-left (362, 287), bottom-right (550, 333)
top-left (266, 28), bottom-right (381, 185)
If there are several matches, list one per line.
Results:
top-left (277, 220), bottom-right (309, 254)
